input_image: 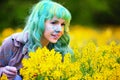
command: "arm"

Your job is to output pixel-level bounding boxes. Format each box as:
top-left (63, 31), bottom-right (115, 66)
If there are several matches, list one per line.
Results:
top-left (0, 38), bottom-right (9, 76)
top-left (0, 37), bottom-right (17, 79)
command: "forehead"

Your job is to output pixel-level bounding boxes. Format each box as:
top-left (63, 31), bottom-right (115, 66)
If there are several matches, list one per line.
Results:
top-left (50, 16), bottom-right (65, 23)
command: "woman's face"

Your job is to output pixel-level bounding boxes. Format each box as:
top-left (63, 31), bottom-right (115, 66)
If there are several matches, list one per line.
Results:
top-left (43, 16), bottom-right (65, 43)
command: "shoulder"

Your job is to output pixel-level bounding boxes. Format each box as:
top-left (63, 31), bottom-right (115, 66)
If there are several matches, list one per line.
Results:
top-left (0, 35), bottom-right (13, 66)
top-left (11, 32), bottom-right (28, 46)
top-left (1, 36), bottom-right (13, 50)
top-left (1, 32), bottom-right (23, 48)
top-left (0, 32), bottom-right (28, 65)
top-left (0, 32), bottom-right (26, 54)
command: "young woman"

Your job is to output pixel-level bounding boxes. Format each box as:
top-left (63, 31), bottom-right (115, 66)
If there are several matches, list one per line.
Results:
top-left (0, 0), bottom-right (73, 79)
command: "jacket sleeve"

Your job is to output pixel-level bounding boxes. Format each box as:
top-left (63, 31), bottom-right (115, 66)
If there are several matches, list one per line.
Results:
top-left (0, 36), bottom-right (13, 76)
top-left (0, 34), bottom-right (28, 77)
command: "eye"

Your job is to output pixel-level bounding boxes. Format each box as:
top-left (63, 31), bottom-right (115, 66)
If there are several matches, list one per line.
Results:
top-left (51, 21), bottom-right (58, 24)
top-left (61, 23), bottom-right (65, 27)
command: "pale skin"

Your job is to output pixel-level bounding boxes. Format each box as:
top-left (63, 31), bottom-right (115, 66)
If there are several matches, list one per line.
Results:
top-left (1, 16), bottom-right (65, 79)
top-left (41, 16), bottom-right (65, 47)
top-left (1, 66), bottom-right (17, 80)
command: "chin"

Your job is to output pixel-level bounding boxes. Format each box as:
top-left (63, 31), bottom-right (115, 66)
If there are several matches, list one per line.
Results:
top-left (49, 40), bottom-right (58, 43)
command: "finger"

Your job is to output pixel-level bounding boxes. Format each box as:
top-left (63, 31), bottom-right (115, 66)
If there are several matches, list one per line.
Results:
top-left (6, 66), bottom-right (17, 73)
top-left (7, 76), bottom-right (16, 80)
top-left (3, 69), bottom-right (17, 76)
top-left (7, 74), bottom-right (16, 79)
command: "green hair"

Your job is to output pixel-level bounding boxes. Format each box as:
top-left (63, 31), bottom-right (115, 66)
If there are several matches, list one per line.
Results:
top-left (23, 0), bottom-right (73, 55)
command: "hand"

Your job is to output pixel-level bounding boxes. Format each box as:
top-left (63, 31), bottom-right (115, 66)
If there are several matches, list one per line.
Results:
top-left (2, 66), bottom-right (17, 80)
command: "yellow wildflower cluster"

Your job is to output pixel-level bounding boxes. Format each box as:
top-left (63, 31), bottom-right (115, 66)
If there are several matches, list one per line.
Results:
top-left (20, 41), bottom-right (120, 80)
top-left (20, 47), bottom-right (81, 80)
top-left (73, 41), bottom-right (120, 80)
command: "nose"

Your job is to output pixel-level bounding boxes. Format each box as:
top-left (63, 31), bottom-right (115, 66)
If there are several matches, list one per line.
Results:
top-left (54, 25), bottom-right (62, 33)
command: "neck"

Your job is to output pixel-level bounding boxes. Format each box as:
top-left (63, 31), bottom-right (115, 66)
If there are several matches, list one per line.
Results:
top-left (40, 36), bottom-right (49, 47)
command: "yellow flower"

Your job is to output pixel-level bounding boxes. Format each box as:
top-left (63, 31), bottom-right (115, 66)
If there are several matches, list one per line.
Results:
top-left (0, 74), bottom-right (7, 80)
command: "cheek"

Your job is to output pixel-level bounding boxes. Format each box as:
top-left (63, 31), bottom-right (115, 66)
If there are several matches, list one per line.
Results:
top-left (43, 30), bottom-right (50, 40)
top-left (59, 28), bottom-right (64, 35)
top-left (45, 26), bottom-right (54, 33)
top-left (44, 25), bottom-right (53, 33)
top-left (44, 29), bottom-right (51, 36)
top-left (43, 26), bottom-right (53, 38)
top-left (45, 26), bottom-right (52, 31)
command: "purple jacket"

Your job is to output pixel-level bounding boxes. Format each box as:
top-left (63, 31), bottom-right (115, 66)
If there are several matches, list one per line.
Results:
top-left (0, 33), bottom-right (28, 76)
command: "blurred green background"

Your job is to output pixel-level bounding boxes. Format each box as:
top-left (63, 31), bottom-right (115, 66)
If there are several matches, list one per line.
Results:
top-left (0, 0), bottom-right (120, 31)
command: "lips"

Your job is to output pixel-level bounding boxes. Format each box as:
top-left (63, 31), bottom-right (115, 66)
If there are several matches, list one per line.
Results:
top-left (51, 34), bottom-right (60, 39)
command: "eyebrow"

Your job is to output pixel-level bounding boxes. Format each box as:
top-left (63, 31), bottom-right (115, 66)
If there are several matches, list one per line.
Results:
top-left (52, 19), bottom-right (59, 22)
top-left (52, 19), bottom-right (65, 23)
